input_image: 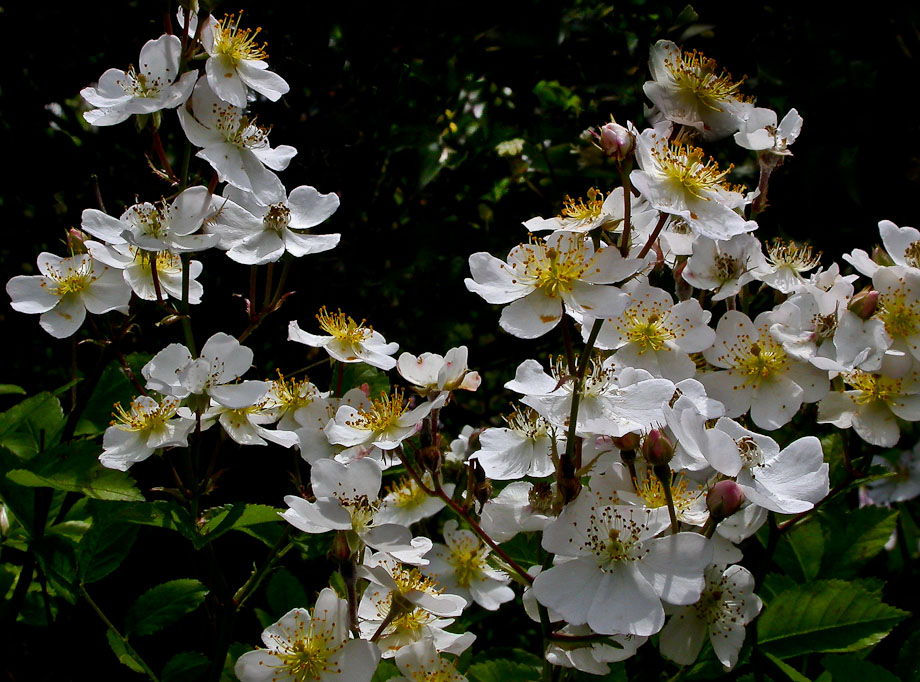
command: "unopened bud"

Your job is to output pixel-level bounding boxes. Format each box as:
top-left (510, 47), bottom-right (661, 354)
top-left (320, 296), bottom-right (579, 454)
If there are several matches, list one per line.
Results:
top-left (871, 245), bottom-right (895, 268)
top-left (598, 121), bottom-right (635, 162)
top-left (612, 432), bottom-right (641, 452)
top-left (418, 445), bottom-right (443, 474)
top-left (327, 530), bottom-right (352, 563)
top-left (641, 429), bottom-right (674, 467)
top-left (706, 480), bottom-right (745, 522)
top-left (848, 290), bottom-right (880, 320)
top-left (468, 458), bottom-right (492, 511)
top-left (67, 228), bottom-right (89, 254)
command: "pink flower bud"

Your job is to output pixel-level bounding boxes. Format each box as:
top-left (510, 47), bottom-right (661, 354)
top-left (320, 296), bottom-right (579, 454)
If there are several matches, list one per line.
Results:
top-left (641, 429), bottom-right (674, 467)
top-left (707, 480), bottom-right (745, 521)
top-left (599, 121), bottom-right (634, 162)
top-left (612, 432), bottom-right (641, 452)
top-left (848, 290), bottom-right (880, 320)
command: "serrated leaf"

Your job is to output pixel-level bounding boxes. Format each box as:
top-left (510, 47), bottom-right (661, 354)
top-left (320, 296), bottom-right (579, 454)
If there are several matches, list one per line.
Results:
top-left (162, 651), bottom-right (209, 682)
top-left (757, 579), bottom-right (908, 658)
top-left (106, 629), bottom-right (145, 674)
top-left (820, 653), bottom-right (899, 682)
top-left (6, 440), bottom-right (143, 501)
top-left (266, 567), bottom-right (309, 616)
top-left (125, 579), bottom-right (209, 637)
top-left (773, 519), bottom-right (824, 582)
top-left (467, 659), bottom-right (541, 682)
top-left (78, 516), bottom-right (138, 584)
top-left (0, 392), bottom-right (64, 457)
top-left (820, 506), bottom-right (898, 578)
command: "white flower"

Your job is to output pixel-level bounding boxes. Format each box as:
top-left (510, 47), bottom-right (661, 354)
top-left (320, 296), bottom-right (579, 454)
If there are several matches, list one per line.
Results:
top-left (734, 108), bottom-right (803, 155)
top-left (85, 241), bottom-right (204, 304)
top-left (865, 443), bottom-right (920, 504)
top-left (545, 626), bottom-right (646, 674)
top-left (234, 589), bottom-right (379, 682)
top-left (375, 473), bottom-right (451, 527)
top-left (391, 638), bottom-right (468, 682)
top-left (422, 520), bottom-right (515, 611)
top-left (472, 408), bottom-right (559, 480)
top-left (7, 252), bottom-right (130, 338)
top-left (591, 280), bottom-right (715, 382)
top-left (396, 346), bottom-right (481, 398)
top-left (465, 232), bottom-right (640, 339)
top-left (479, 481), bottom-right (555, 542)
top-left (643, 41), bottom-right (750, 140)
top-left (142, 332), bottom-right (268, 409)
top-left (631, 125), bottom-right (755, 242)
top-left (324, 388), bottom-right (436, 451)
top-left (201, 13), bottom-right (290, 108)
top-left (533, 493), bottom-right (712, 636)
top-left (682, 233), bottom-right (767, 301)
top-left (755, 238), bottom-right (822, 294)
top-left (203, 402), bottom-right (298, 448)
top-left (659, 564), bottom-right (762, 669)
top-left (81, 34), bottom-right (196, 126)
top-left (178, 77), bottom-right (296, 203)
top-left (206, 185), bottom-right (340, 265)
top-left (701, 310), bottom-right (829, 429)
top-left (522, 187), bottom-right (620, 234)
top-left (99, 395), bottom-right (194, 470)
top-left (289, 307), bottom-right (399, 370)
top-left (81, 186), bottom-right (218, 253)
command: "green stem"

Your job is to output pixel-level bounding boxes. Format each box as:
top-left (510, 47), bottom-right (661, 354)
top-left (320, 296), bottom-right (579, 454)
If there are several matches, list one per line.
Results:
top-left (232, 527), bottom-right (293, 608)
top-left (79, 584), bottom-right (161, 682)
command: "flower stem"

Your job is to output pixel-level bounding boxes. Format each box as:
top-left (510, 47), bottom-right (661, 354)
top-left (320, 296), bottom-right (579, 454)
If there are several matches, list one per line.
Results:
top-left (637, 212), bottom-right (668, 259)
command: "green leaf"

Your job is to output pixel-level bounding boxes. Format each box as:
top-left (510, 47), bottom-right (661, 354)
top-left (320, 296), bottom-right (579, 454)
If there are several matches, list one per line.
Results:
top-left (370, 660), bottom-right (399, 682)
top-left (761, 573), bottom-right (797, 603)
top-left (773, 518), bottom-right (824, 581)
top-left (125, 579), bottom-right (210, 637)
top-left (340, 363), bottom-right (389, 399)
top-left (0, 384), bottom-right (26, 395)
top-left (820, 506), bottom-right (898, 578)
top-left (820, 654), bottom-right (899, 682)
top-left (899, 627), bottom-right (920, 682)
top-left (266, 567), bottom-right (309, 617)
top-left (467, 659), bottom-right (541, 682)
top-left (106, 629), bottom-right (145, 674)
top-left (765, 653), bottom-right (813, 681)
top-left (162, 651), bottom-right (209, 682)
top-left (0, 392), bottom-right (64, 458)
top-left (78, 354), bottom-right (150, 435)
top-left (757, 579), bottom-right (908, 658)
top-left (77, 514), bottom-right (139, 584)
top-left (6, 440), bottom-right (143, 501)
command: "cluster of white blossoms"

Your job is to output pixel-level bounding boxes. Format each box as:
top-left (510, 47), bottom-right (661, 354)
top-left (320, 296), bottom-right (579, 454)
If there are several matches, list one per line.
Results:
top-left (9, 17), bottom-right (920, 682)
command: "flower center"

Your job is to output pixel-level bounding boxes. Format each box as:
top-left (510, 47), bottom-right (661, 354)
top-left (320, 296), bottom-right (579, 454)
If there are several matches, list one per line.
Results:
top-left (845, 371), bottom-right (899, 406)
top-left (264, 203), bottom-right (291, 232)
top-left (734, 338), bottom-right (788, 384)
top-left (120, 65), bottom-right (165, 98)
top-left (558, 188), bottom-right (605, 224)
top-left (341, 496), bottom-right (377, 534)
top-left (735, 436), bottom-right (765, 468)
top-left (653, 143), bottom-right (733, 200)
top-left (715, 253), bottom-right (742, 283)
top-left (582, 506), bottom-right (648, 571)
top-left (44, 255), bottom-right (96, 296)
top-left (877, 290), bottom-right (920, 339)
top-left (512, 238), bottom-right (593, 298)
top-left (316, 306), bottom-right (372, 344)
top-left (766, 238), bottom-right (821, 274)
top-left (273, 620), bottom-right (343, 682)
top-left (623, 312), bottom-right (675, 353)
top-left (213, 13), bottom-right (268, 65)
top-left (446, 535), bottom-right (489, 588)
top-left (111, 396), bottom-right (180, 432)
top-left (904, 242), bottom-right (920, 269)
top-left (265, 372), bottom-right (320, 412)
top-left (504, 407), bottom-right (549, 440)
top-left (385, 474), bottom-right (430, 510)
top-left (635, 467), bottom-right (699, 514)
top-left (347, 389), bottom-right (409, 432)
top-left (664, 49), bottom-right (746, 111)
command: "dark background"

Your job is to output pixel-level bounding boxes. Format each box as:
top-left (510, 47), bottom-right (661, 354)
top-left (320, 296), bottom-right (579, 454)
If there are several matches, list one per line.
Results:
top-left (1, 1), bottom-right (919, 679)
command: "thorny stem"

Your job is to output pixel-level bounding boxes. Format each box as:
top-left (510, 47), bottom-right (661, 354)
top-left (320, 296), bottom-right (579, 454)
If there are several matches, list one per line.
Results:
top-left (79, 584), bottom-right (161, 682)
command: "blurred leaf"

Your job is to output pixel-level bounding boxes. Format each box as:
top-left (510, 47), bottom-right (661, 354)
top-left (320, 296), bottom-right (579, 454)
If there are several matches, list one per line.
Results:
top-left (370, 660), bottom-right (399, 682)
top-left (758, 580), bottom-right (908, 658)
top-left (773, 518), bottom-right (823, 581)
top-left (468, 659), bottom-right (541, 682)
top-left (6, 440), bottom-right (143, 501)
top-left (765, 653), bottom-right (813, 681)
top-left (761, 573), bottom-right (797, 603)
top-left (898, 627), bottom-right (920, 682)
top-left (820, 506), bottom-right (898, 578)
top-left (533, 80), bottom-right (582, 115)
top-left (340, 363), bottom-right (389, 399)
top-left (0, 384), bottom-right (26, 395)
top-left (162, 651), bottom-right (209, 682)
top-left (125, 579), bottom-right (209, 637)
top-left (266, 567), bottom-right (310, 617)
top-left (77, 513), bottom-right (138, 584)
top-left (820, 654), bottom-right (899, 682)
top-left (78, 353), bottom-right (150, 435)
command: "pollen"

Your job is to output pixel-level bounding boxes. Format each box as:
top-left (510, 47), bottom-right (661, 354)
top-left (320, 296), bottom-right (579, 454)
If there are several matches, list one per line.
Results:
top-left (266, 371), bottom-right (319, 412)
top-left (727, 334), bottom-right (788, 384)
top-left (621, 307), bottom-right (677, 353)
top-left (213, 13), bottom-right (268, 64)
top-left (652, 142), bottom-right (733, 200)
top-left (877, 289), bottom-right (920, 339)
top-left (43, 255), bottom-right (98, 297)
top-left (664, 49), bottom-right (747, 111)
top-left (559, 188), bottom-right (605, 224)
top-left (111, 396), bottom-right (180, 432)
top-left (904, 241), bottom-right (920, 269)
top-left (384, 474), bottom-right (429, 509)
top-left (582, 506), bottom-right (649, 570)
top-left (346, 389), bottom-right (408, 432)
top-left (446, 534), bottom-right (489, 588)
top-left (119, 64), bottom-right (165, 98)
top-left (503, 407), bottom-right (549, 440)
top-left (270, 614), bottom-right (344, 681)
top-left (715, 253), bottom-right (742, 283)
top-left (264, 203), bottom-right (292, 233)
top-left (845, 371), bottom-right (899, 406)
top-left (511, 237), bottom-right (595, 298)
top-left (316, 306), bottom-right (372, 344)
top-left (766, 238), bottom-right (821, 274)
top-left (635, 466), bottom-right (700, 514)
